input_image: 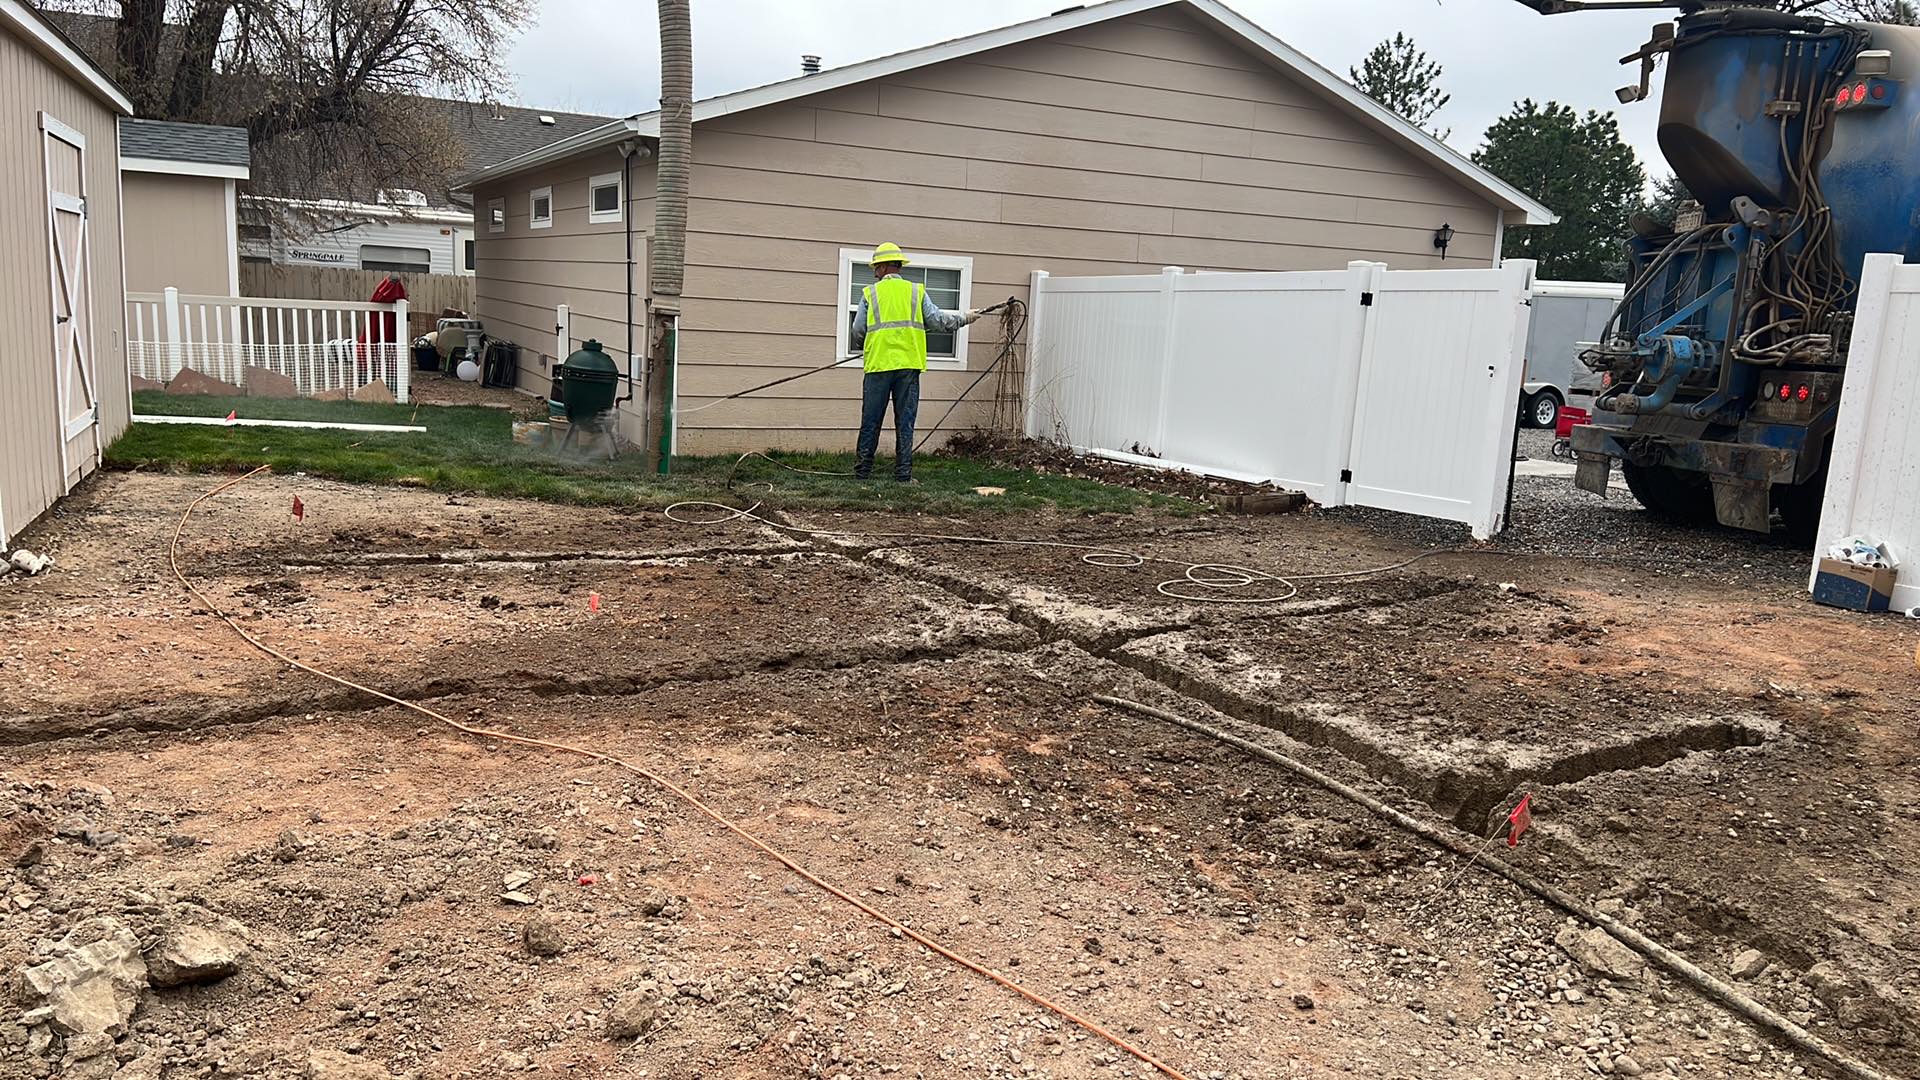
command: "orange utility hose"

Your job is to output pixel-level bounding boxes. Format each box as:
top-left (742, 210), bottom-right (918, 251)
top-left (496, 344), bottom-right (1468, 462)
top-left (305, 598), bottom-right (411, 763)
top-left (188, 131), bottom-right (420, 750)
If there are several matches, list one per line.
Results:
top-left (170, 466), bottom-right (1193, 1080)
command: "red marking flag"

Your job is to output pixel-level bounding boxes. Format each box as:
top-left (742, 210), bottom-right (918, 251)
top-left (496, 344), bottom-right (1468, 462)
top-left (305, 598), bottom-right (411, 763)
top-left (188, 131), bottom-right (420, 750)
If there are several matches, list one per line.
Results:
top-left (291, 496), bottom-right (305, 522)
top-left (589, 591), bottom-right (601, 613)
top-left (1506, 793), bottom-right (1534, 848)
top-left (224, 410), bottom-right (237, 423)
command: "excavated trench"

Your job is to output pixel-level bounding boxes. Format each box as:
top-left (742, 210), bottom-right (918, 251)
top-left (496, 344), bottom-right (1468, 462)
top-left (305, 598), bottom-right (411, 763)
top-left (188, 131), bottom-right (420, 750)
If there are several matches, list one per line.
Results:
top-left (841, 542), bottom-right (1779, 833)
top-left (13, 529), bottom-right (1777, 839)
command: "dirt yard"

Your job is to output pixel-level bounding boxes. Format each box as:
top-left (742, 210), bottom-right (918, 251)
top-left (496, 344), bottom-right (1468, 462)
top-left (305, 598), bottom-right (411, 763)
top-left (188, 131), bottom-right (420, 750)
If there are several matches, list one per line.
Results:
top-left (2, 470), bottom-right (1915, 1080)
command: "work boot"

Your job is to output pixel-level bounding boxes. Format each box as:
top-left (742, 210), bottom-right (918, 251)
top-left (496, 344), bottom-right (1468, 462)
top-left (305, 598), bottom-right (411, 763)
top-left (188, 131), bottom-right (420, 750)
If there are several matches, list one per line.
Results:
top-left (894, 475), bottom-right (917, 485)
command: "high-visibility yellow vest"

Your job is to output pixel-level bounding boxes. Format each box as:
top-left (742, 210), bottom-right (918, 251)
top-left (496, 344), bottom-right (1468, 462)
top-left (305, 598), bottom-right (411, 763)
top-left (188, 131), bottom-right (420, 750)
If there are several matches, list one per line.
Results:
top-left (862, 276), bottom-right (927, 373)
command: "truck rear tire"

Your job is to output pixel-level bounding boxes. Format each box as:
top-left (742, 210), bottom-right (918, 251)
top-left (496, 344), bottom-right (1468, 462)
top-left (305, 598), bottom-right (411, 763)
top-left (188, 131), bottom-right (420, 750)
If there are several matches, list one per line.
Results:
top-left (1776, 467), bottom-right (1829, 546)
top-left (1620, 462), bottom-right (1717, 526)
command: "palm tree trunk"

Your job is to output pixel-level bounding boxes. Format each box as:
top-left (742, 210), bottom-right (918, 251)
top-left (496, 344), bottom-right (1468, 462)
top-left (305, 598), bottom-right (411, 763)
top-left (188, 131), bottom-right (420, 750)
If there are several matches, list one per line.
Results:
top-left (645, 0), bottom-right (691, 472)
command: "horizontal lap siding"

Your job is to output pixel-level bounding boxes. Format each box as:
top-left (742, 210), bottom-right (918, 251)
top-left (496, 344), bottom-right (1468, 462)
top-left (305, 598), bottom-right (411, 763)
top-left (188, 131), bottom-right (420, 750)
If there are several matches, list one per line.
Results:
top-left (468, 6), bottom-right (1500, 452)
top-left (0, 29), bottom-right (127, 541)
top-left (671, 7), bottom-right (1495, 449)
top-left (471, 149), bottom-right (651, 437)
top-left (123, 172), bottom-right (230, 294)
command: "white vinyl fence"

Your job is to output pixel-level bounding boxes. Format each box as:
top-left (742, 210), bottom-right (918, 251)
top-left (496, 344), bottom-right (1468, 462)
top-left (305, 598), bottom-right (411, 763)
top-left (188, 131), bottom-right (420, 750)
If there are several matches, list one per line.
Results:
top-left (1813, 253), bottom-right (1920, 610)
top-left (1025, 260), bottom-right (1536, 538)
top-left (127, 287), bottom-right (411, 403)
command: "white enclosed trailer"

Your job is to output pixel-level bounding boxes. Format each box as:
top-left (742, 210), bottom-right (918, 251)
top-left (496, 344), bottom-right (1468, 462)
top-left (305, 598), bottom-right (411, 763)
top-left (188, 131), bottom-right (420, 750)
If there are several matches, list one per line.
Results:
top-left (1519, 280), bottom-right (1623, 427)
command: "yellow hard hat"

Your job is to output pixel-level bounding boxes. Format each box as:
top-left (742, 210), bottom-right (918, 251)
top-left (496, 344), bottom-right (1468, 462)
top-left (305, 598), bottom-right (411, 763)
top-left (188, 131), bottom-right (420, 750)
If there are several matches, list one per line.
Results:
top-left (869, 242), bottom-right (910, 267)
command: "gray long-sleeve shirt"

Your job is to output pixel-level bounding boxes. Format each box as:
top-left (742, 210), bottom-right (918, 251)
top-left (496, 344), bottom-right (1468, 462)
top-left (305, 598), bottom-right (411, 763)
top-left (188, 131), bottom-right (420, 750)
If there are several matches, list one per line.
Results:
top-left (848, 276), bottom-right (966, 353)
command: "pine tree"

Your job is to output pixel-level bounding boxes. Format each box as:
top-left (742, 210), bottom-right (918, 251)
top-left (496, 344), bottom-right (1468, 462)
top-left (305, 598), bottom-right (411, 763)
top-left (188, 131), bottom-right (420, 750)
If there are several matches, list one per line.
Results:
top-left (1350, 33), bottom-right (1451, 140)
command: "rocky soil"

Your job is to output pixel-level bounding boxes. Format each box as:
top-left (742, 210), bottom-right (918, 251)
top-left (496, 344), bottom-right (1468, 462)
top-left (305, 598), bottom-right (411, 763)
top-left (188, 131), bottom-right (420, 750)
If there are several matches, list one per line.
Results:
top-left (1, 469), bottom-right (1914, 1080)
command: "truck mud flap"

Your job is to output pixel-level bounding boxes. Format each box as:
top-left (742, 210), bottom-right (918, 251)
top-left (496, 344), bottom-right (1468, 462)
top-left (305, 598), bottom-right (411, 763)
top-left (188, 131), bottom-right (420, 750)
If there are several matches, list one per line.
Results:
top-left (1575, 453), bottom-right (1612, 495)
top-left (1711, 478), bottom-right (1771, 533)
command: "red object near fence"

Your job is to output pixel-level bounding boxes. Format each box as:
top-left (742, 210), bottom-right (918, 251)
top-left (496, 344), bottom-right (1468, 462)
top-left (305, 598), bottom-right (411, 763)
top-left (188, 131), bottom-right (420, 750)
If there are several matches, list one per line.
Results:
top-left (1554, 406), bottom-right (1592, 439)
top-left (356, 276), bottom-right (409, 375)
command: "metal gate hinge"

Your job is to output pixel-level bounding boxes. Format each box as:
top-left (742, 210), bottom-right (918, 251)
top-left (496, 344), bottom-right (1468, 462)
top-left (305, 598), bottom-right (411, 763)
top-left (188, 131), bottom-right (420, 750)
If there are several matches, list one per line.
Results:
top-left (1359, 292), bottom-right (1373, 306)
top-left (1339, 468), bottom-right (1353, 483)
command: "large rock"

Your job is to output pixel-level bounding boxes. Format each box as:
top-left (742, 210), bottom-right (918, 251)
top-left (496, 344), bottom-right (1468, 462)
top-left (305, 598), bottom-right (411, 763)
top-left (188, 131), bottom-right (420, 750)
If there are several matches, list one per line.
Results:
top-left (163, 368), bottom-right (241, 396)
top-left (20, 918), bottom-right (148, 1036)
top-left (604, 985), bottom-right (663, 1040)
top-left (350, 379), bottom-right (394, 404)
top-left (521, 913), bottom-right (566, 957)
top-left (146, 922), bottom-right (245, 987)
top-left (306, 1049), bottom-right (393, 1079)
top-left (129, 376), bottom-right (164, 394)
top-left (1554, 925), bottom-right (1645, 983)
top-left (245, 366), bottom-right (300, 399)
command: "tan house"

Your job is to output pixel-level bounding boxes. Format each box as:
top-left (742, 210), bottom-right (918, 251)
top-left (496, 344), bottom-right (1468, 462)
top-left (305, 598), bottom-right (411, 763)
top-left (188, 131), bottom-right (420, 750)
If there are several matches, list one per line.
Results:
top-left (458, 0), bottom-right (1554, 454)
top-left (119, 118), bottom-right (250, 295)
top-left (0, 0), bottom-right (132, 547)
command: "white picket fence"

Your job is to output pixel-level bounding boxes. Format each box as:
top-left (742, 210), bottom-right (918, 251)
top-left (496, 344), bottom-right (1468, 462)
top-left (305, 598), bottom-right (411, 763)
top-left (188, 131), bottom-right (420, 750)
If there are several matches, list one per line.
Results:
top-left (1814, 253), bottom-right (1920, 610)
top-left (127, 287), bottom-right (411, 403)
top-left (1024, 260), bottom-right (1536, 538)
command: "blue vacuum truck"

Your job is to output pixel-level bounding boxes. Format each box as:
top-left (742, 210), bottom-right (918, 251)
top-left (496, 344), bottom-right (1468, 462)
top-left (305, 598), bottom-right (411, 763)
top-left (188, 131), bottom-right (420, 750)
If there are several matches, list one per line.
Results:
top-left (1514, 0), bottom-right (1915, 537)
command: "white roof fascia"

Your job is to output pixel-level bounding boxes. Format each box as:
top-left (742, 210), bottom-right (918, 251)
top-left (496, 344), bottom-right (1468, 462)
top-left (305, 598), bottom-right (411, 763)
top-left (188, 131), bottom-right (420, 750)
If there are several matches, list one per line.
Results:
top-left (453, 116), bottom-right (644, 190)
top-left (121, 155), bottom-right (251, 180)
top-left (242, 194), bottom-right (475, 227)
top-left (1, 0), bottom-right (134, 114)
top-left (456, 0), bottom-right (1556, 226)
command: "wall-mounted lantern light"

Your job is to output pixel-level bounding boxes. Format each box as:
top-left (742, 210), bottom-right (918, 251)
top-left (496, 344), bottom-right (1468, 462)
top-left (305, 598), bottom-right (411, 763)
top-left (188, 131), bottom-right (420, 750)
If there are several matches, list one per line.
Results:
top-left (1433, 222), bottom-right (1455, 260)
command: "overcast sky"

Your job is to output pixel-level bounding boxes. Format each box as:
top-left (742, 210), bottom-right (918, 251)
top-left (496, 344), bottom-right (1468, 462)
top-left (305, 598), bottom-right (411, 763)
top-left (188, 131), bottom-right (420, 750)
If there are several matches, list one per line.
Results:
top-left (506, 0), bottom-right (1674, 180)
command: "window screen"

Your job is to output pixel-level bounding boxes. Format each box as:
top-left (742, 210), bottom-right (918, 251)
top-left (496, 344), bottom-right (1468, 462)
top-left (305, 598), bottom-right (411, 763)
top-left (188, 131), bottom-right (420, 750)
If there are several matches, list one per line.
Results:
top-left (360, 245), bottom-right (431, 273)
top-left (531, 194), bottom-right (551, 221)
top-left (463, 239), bottom-right (475, 271)
top-left (846, 264), bottom-right (963, 358)
top-left (592, 183), bottom-right (619, 214)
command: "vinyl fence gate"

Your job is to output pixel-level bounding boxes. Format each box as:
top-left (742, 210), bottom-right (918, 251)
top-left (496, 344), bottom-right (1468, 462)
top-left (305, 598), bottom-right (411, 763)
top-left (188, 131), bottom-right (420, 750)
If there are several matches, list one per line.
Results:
top-left (1024, 260), bottom-right (1537, 539)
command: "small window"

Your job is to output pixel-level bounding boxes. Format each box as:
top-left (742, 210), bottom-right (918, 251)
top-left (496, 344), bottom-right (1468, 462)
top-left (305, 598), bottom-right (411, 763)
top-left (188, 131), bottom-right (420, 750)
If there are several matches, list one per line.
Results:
top-left (463, 239), bottom-right (476, 271)
top-left (360, 244), bottom-right (432, 273)
top-left (237, 223), bottom-right (272, 241)
top-left (529, 186), bottom-right (553, 229)
top-left (487, 197), bottom-right (505, 233)
top-left (588, 172), bottom-right (621, 224)
top-left (835, 247), bottom-right (972, 366)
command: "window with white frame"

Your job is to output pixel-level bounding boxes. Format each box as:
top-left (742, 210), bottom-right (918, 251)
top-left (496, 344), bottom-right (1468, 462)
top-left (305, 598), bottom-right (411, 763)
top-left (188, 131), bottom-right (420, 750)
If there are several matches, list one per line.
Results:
top-left (529, 186), bottom-right (553, 229)
top-left (487, 197), bottom-right (505, 233)
top-left (588, 172), bottom-right (622, 224)
top-left (834, 248), bottom-right (972, 366)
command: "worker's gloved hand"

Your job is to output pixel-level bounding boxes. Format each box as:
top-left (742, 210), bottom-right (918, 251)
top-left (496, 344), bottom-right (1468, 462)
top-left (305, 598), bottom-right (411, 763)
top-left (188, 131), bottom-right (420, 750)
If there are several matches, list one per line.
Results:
top-left (962, 309), bottom-right (983, 325)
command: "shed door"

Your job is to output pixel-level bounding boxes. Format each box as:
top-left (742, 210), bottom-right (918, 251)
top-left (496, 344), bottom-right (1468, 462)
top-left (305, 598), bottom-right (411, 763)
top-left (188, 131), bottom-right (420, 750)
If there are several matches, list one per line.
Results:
top-left (41, 112), bottom-right (101, 489)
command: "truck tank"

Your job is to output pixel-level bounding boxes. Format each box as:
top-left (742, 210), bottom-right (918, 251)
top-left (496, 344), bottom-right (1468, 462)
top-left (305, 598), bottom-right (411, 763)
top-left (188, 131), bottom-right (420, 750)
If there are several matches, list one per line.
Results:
top-left (1568, 9), bottom-right (1917, 537)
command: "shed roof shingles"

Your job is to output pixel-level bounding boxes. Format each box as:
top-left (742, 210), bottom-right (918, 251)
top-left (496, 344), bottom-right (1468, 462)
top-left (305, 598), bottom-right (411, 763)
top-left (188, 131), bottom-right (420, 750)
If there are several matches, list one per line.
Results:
top-left (120, 117), bottom-right (250, 167)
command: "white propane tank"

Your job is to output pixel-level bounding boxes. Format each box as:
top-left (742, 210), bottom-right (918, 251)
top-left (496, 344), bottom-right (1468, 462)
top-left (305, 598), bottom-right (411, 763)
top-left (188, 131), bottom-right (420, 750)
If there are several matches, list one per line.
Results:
top-left (456, 359), bottom-right (481, 381)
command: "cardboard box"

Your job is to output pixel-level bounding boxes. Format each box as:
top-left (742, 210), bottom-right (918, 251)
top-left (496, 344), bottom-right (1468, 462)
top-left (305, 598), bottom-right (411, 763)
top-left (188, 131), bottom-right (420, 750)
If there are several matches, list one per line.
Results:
top-left (1811, 557), bottom-right (1897, 612)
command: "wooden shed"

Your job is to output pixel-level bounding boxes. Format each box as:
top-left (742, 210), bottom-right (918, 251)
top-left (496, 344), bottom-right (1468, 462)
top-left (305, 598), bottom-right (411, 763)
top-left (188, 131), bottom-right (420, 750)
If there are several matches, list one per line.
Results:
top-left (458, 0), bottom-right (1555, 454)
top-left (0, 0), bottom-right (132, 547)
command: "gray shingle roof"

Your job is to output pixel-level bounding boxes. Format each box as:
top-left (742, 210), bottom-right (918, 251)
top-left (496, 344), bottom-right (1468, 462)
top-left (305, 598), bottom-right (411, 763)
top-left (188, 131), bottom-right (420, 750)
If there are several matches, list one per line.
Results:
top-left (120, 118), bottom-right (250, 168)
top-left (434, 99), bottom-right (615, 172)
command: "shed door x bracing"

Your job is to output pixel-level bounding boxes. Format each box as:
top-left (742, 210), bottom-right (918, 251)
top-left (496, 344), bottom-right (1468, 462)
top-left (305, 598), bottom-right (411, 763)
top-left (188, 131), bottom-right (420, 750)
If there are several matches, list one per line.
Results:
top-left (41, 112), bottom-right (103, 490)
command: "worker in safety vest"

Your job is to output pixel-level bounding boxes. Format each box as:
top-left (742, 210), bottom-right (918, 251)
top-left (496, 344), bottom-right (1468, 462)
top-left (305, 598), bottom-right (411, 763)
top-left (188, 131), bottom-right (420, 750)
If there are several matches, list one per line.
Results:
top-left (848, 242), bottom-right (981, 482)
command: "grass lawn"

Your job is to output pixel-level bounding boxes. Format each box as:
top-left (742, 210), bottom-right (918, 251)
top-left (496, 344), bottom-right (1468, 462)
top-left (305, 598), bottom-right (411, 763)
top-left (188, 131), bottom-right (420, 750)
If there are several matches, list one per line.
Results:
top-left (111, 392), bottom-right (1193, 515)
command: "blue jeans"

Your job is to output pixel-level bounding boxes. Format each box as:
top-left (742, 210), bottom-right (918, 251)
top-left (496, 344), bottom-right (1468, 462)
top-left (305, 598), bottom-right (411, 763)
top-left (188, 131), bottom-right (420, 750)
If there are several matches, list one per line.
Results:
top-left (855, 369), bottom-right (921, 480)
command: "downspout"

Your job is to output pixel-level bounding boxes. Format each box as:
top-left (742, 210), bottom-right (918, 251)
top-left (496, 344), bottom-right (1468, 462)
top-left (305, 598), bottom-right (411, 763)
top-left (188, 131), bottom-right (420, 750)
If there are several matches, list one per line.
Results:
top-left (614, 139), bottom-right (640, 410)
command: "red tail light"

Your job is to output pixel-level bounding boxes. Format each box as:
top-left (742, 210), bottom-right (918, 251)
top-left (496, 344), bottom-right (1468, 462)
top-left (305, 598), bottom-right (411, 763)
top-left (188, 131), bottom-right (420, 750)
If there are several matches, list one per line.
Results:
top-left (1798, 385), bottom-right (1811, 402)
top-left (1780, 383), bottom-right (1792, 400)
